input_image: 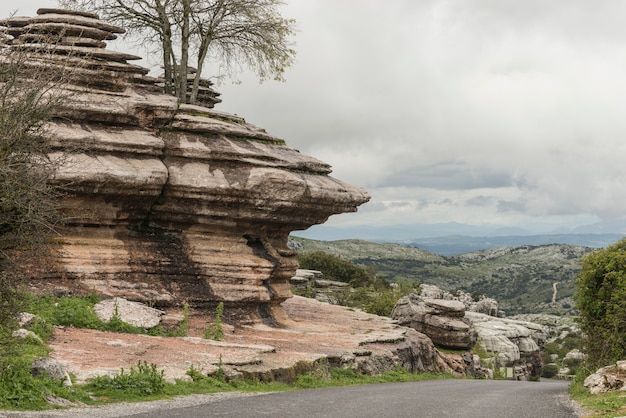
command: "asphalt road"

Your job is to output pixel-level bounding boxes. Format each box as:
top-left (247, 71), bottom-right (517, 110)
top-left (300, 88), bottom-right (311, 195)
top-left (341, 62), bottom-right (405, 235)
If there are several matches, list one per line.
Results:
top-left (127, 379), bottom-right (580, 418)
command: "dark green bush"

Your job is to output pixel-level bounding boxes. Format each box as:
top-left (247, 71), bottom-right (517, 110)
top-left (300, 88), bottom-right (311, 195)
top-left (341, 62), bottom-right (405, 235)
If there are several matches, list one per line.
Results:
top-left (541, 364), bottom-right (559, 379)
top-left (88, 361), bottom-right (165, 396)
top-left (575, 239), bottom-right (626, 369)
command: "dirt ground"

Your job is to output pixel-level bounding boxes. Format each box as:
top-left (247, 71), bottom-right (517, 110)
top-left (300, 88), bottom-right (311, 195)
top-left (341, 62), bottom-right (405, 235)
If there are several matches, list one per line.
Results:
top-left (47, 296), bottom-right (406, 383)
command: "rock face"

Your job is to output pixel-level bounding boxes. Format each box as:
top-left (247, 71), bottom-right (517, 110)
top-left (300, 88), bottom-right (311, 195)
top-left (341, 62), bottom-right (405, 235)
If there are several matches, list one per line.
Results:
top-left (0, 9), bottom-right (369, 323)
top-left (391, 294), bottom-right (478, 350)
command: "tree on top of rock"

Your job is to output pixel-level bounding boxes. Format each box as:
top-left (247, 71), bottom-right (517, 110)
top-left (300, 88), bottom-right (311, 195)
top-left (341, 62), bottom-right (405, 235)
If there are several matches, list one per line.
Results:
top-left (58, 0), bottom-right (296, 105)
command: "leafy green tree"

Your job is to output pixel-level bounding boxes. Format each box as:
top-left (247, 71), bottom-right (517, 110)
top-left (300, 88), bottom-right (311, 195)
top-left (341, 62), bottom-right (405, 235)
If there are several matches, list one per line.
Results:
top-left (298, 251), bottom-right (382, 288)
top-left (575, 239), bottom-right (626, 369)
top-left (59, 0), bottom-right (296, 104)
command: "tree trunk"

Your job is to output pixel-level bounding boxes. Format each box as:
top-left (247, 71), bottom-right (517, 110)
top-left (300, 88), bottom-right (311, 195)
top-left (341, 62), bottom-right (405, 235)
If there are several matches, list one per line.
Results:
top-left (178, 0), bottom-right (191, 103)
top-left (190, 34), bottom-right (210, 105)
top-left (156, 0), bottom-right (174, 95)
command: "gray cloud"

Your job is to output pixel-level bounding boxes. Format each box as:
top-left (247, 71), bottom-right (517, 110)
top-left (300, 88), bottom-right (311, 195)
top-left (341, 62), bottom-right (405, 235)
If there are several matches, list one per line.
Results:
top-left (7, 0), bottom-right (626, 236)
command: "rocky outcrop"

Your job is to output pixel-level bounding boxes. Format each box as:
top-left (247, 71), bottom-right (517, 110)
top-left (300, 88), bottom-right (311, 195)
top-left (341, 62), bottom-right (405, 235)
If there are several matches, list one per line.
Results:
top-left (290, 269), bottom-right (351, 304)
top-left (420, 284), bottom-right (501, 317)
top-left (393, 285), bottom-right (546, 380)
top-left (584, 361), bottom-right (626, 395)
top-left (391, 294), bottom-right (477, 350)
top-left (466, 312), bottom-right (546, 380)
top-left (1, 9), bottom-right (369, 323)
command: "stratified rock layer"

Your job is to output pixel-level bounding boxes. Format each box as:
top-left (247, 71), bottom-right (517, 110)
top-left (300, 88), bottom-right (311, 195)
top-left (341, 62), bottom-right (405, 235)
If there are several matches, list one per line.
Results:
top-left (1, 9), bottom-right (369, 323)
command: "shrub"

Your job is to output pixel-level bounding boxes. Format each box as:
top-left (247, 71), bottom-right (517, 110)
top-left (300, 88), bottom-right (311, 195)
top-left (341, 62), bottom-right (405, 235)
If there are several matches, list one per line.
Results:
top-left (541, 364), bottom-right (559, 379)
top-left (575, 239), bottom-right (626, 369)
top-left (298, 251), bottom-right (382, 288)
top-left (204, 302), bottom-right (224, 341)
top-left (88, 361), bottom-right (165, 396)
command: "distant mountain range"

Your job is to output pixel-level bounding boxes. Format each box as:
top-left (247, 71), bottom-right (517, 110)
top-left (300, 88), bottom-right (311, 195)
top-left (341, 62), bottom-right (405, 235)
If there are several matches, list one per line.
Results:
top-left (403, 234), bottom-right (623, 256)
top-left (293, 220), bottom-right (626, 255)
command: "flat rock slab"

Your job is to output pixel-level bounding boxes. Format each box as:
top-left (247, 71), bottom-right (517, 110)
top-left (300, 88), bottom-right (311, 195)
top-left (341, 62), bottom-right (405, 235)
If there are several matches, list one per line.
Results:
top-left (48, 296), bottom-right (405, 384)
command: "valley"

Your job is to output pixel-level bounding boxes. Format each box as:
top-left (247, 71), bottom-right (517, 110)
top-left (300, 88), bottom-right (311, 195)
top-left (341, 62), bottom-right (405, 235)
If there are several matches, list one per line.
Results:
top-left (290, 237), bottom-right (595, 315)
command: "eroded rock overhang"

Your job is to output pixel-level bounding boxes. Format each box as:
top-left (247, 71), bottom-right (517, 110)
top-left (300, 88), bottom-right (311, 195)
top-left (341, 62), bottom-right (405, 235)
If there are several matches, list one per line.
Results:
top-left (1, 8), bottom-right (370, 323)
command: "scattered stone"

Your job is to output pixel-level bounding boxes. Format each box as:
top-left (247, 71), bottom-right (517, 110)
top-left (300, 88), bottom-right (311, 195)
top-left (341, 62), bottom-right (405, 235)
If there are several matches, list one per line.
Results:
top-left (12, 328), bottom-right (44, 344)
top-left (290, 269), bottom-right (351, 304)
top-left (93, 298), bottom-right (164, 328)
top-left (564, 349), bottom-right (587, 361)
top-left (16, 312), bottom-right (37, 327)
top-left (31, 357), bottom-right (72, 386)
top-left (584, 361), bottom-right (626, 395)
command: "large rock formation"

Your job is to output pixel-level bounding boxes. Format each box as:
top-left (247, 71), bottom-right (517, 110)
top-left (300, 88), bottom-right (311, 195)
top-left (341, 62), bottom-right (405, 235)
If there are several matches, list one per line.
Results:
top-left (391, 294), bottom-right (478, 350)
top-left (0, 9), bottom-right (369, 323)
top-left (465, 312), bottom-right (546, 381)
top-left (392, 285), bottom-right (547, 380)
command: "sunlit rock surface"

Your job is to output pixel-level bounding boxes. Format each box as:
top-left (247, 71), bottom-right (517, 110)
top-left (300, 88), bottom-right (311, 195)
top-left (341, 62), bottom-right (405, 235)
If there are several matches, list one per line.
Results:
top-left (1, 9), bottom-right (369, 323)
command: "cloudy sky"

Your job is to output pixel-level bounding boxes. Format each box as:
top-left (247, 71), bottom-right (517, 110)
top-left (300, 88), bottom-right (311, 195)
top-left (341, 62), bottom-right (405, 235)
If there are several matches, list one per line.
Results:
top-left (5, 1), bottom-right (626, 240)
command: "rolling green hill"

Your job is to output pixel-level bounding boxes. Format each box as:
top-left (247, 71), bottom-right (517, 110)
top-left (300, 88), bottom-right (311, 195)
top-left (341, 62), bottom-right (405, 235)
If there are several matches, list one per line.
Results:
top-left (290, 237), bottom-right (594, 315)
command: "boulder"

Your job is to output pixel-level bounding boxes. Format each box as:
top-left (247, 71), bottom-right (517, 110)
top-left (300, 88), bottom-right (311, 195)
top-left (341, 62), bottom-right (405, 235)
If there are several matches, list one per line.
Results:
top-left (12, 329), bottom-right (44, 344)
top-left (3, 9), bottom-right (369, 324)
top-left (564, 349), bottom-right (587, 361)
top-left (93, 298), bottom-right (164, 328)
top-left (391, 294), bottom-right (477, 350)
top-left (31, 357), bottom-right (72, 386)
top-left (584, 361), bottom-right (626, 395)
top-left (290, 269), bottom-right (351, 304)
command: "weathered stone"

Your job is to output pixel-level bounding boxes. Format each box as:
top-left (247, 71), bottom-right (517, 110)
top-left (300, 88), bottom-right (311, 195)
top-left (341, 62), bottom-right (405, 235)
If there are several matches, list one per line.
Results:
top-left (31, 357), bottom-right (72, 386)
top-left (16, 312), bottom-right (38, 327)
top-left (466, 311), bottom-right (546, 380)
top-left (584, 361), bottom-right (626, 395)
top-left (13, 329), bottom-right (44, 344)
top-left (6, 9), bottom-right (370, 324)
top-left (93, 298), bottom-right (164, 328)
top-left (564, 349), bottom-right (587, 361)
top-left (391, 294), bottom-right (477, 350)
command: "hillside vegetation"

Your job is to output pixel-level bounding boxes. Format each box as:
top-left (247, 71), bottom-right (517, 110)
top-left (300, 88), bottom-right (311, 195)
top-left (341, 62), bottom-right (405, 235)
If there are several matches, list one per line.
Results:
top-left (291, 237), bottom-right (594, 315)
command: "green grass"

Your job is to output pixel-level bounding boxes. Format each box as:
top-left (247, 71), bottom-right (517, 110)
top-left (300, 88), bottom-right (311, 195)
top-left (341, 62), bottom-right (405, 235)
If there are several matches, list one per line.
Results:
top-left (0, 334), bottom-right (94, 410)
top-left (20, 293), bottom-right (187, 337)
top-left (569, 379), bottom-right (626, 418)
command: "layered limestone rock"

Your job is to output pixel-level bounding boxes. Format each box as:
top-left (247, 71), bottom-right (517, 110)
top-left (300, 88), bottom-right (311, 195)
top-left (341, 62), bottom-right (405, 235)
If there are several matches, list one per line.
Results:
top-left (1, 9), bottom-right (369, 323)
top-left (391, 294), bottom-right (478, 350)
top-left (392, 285), bottom-right (547, 380)
top-left (465, 312), bottom-right (547, 380)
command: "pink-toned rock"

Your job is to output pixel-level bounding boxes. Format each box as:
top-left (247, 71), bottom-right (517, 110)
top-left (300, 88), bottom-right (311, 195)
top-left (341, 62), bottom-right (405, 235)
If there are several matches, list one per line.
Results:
top-left (6, 9), bottom-right (369, 324)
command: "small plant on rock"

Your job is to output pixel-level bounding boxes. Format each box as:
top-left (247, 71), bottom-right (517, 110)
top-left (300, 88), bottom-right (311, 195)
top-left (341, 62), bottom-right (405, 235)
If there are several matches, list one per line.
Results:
top-left (204, 302), bottom-right (224, 341)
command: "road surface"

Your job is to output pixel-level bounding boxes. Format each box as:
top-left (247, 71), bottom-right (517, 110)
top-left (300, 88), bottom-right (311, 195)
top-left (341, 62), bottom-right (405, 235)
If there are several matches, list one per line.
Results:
top-left (127, 379), bottom-right (580, 418)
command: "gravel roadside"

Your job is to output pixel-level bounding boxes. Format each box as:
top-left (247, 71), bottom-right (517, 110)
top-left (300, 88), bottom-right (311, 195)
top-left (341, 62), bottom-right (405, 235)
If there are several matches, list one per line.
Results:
top-left (0, 392), bottom-right (263, 418)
